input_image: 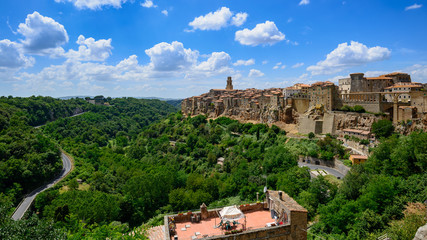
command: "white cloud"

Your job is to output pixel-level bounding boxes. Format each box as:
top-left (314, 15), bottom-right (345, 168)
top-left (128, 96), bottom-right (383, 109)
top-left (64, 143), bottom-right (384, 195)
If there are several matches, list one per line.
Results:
top-left (248, 69), bottom-right (264, 77)
top-left (405, 64), bottom-right (427, 83)
top-left (17, 11), bottom-right (68, 54)
top-left (235, 21), bottom-right (285, 46)
top-left (161, 10), bottom-right (168, 16)
top-left (292, 62), bottom-right (304, 68)
top-left (188, 7), bottom-right (248, 31)
top-left (145, 41), bottom-right (198, 71)
top-left (405, 4), bottom-right (422, 11)
top-left (327, 75), bottom-right (347, 84)
top-left (233, 59), bottom-right (255, 66)
top-left (273, 62), bottom-right (286, 70)
top-left (11, 41), bottom-right (236, 96)
top-left (54, 0), bottom-right (127, 10)
top-left (0, 40), bottom-right (34, 69)
top-left (262, 60), bottom-right (268, 65)
top-left (231, 12), bottom-right (248, 27)
top-left (364, 70), bottom-right (388, 77)
top-left (299, 0), bottom-right (310, 6)
top-left (196, 52), bottom-right (231, 72)
top-left (66, 35), bottom-right (112, 61)
top-left (141, 0), bottom-right (157, 8)
top-left (307, 41), bottom-right (391, 75)
top-left (189, 7), bottom-right (232, 31)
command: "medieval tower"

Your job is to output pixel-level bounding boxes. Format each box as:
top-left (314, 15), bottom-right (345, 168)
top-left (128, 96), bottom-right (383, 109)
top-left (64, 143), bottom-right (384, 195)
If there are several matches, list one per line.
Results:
top-left (226, 76), bottom-right (233, 90)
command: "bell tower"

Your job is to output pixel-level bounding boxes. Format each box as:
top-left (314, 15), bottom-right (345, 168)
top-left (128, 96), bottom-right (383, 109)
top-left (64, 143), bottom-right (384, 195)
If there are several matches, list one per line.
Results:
top-left (226, 76), bottom-right (233, 90)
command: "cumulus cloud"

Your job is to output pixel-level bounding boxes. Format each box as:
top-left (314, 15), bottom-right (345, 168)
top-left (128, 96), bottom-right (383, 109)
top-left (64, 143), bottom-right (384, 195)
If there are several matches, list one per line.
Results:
top-left (248, 69), bottom-right (264, 77)
top-left (292, 62), bottom-right (304, 68)
top-left (405, 4), bottom-right (422, 11)
top-left (141, 0), bottom-right (157, 8)
top-left (66, 35), bottom-right (112, 61)
top-left (11, 40), bottom-right (236, 96)
top-left (299, 0), bottom-right (310, 6)
top-left (233, 59), bottom-right (255, 66)
top-left (54, 0), bottom-right (127, 10)
top-left (189, 7), bottom-right (247, 31)
top-left (17, 11), bottom-right (68, 54)
top-left (231, 13), bottom-right (248, 27)
top-left (145, 41), bottom-right (198, 71)
top-left (0, 40), bottom-right (34, 69)
top-left (161, 10), bottom-right (168, 16)
top-left (235, 21), bottom-right (285, 46)
top-left (196, 52), bottom-right (231, 72)
top-left (307, 41), bottom-right (391, 75)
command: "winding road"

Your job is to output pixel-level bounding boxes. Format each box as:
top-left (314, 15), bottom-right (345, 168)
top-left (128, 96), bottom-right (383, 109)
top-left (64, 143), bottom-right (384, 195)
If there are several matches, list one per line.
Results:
top-left (11, 152), bottom-right (72, 220)
top-left (298, 162), bottom-right (345, 179)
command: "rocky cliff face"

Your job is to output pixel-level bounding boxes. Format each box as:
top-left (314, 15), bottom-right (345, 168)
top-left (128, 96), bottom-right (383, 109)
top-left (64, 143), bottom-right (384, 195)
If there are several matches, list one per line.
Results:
top-left (395, 113), bottom-right (427, 134)
top-left (333, 112), bottom-right (384, 131)
top-left (182, 88), bottom-right (298, 124)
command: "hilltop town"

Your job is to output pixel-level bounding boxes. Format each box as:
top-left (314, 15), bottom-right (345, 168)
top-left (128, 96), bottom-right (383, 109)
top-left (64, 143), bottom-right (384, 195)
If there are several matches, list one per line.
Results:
top-left (182, 73), bottom-right (427, 137)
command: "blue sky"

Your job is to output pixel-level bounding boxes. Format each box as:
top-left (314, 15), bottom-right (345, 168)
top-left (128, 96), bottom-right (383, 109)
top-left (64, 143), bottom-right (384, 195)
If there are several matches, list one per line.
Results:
top-left (0, 0), bottom-right (426, 98)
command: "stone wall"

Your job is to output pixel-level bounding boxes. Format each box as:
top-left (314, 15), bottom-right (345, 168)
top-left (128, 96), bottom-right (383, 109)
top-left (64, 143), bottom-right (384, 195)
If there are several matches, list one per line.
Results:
top-left (205, 224), bottom-right (293, 240)
top-left (343, 101), bottom-right (382, 113)
top-left (292, 98), bottom-right (310, 114)
top-left (298, 116), bottom-right (318, 134)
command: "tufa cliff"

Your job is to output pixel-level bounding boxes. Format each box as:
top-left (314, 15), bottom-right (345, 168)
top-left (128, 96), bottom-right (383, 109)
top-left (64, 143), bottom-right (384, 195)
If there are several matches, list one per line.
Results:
top-left (181, 80), bottom-right (297, 124)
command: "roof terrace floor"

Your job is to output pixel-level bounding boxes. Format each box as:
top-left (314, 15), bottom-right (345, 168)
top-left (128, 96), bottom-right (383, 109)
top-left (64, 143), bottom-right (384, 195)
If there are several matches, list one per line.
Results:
top-left (172, 210), bottom-right (274, 240)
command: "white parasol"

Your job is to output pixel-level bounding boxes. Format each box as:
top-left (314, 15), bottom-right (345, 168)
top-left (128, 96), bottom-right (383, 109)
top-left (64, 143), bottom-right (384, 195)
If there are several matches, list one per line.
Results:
top-left (219, 205), bottom-right (245, 221)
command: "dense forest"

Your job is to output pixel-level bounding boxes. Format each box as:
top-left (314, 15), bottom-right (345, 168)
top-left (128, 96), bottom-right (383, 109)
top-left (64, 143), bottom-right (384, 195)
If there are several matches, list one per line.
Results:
top-left (0, 96), bottom-right (426, 239)
top-left (0, 96), bottom-right (177, 239)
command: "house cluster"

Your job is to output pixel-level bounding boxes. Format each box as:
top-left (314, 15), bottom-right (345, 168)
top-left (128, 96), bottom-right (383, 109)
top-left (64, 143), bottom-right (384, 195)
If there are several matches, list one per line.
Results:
top-left (285, 72), bottom-right (426, 122)
top-left (181, 78), bottom-right (287, 123)
top-left (182, 72), bottom-right (427, 133)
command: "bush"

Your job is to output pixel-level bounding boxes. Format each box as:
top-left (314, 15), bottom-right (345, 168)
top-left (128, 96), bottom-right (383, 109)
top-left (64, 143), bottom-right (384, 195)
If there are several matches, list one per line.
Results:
top-left (353, 105), bottom-right (366, 113)
top-left (308, 132), bottom-right (315, 139)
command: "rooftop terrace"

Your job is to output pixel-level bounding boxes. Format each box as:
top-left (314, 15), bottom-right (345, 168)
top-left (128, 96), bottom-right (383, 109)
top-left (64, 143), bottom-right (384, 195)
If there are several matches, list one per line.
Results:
top-left (172, 209), bottom-right (275, 240)
top-left (162, 190), bottom-right (308, 240)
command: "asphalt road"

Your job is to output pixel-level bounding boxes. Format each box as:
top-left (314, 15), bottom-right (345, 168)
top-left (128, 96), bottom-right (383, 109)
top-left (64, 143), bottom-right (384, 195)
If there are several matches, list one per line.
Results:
top-left (298, 162), bottom-right (345, 179)
top-left (11, 152), bottom-right (72, 220)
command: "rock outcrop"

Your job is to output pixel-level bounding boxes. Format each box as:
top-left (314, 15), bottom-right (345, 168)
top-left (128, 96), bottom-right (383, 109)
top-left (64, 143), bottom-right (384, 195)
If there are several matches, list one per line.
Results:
top-left (182, 88), bottom-right (297, 124)
top-left (333, 112), bottom-right (384, 131)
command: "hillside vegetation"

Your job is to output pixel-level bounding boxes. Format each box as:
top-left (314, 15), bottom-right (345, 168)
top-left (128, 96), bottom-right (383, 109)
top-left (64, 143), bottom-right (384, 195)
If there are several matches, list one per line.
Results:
top-left (0, 96), bottom-right (177, 239)
top-left (0, 96), bottom-right (425, 239)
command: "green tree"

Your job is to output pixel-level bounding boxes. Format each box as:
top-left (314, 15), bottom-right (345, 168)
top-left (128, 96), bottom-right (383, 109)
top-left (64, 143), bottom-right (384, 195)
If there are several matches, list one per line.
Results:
top-left (371, 119), bottom-right (394, 138)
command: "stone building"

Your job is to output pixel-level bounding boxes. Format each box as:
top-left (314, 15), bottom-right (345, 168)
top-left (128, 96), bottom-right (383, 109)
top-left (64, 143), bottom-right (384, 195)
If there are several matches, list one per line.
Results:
top-left (226, 76), bottom-right (233, 90)
top-left (163, 190), bottom-right (307, 240)
top-left (181, 77), bottom-right (289, 124)
top-left (338, 73), bottom-right (394, 94)
top-left (308, 81), bottom-right (339, 111)
top-left (283, 83), bottom-right (310, 98)
top-left (384, 82), bottom-right (423, 102)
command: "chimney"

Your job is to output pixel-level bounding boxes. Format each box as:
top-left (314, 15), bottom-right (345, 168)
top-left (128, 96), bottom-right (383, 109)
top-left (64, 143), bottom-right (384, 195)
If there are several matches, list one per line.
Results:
top-left (279, 191), bottom-right (283, 200)
top-left (200, 203), bottom-right (208, 220)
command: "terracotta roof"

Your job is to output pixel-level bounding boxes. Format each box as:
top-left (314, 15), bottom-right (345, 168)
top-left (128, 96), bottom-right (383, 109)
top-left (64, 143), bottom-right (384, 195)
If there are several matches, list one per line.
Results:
top-left (385, 84), bottom-right (422, 89)
top-left (366, 77), bottom-right (393, 80)
top-left (383, 72), bottom-right (408, 76)
top-left (342, 128), bottom-right (370, 135)
top-left (350, 155), bottom-right (368, 160)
